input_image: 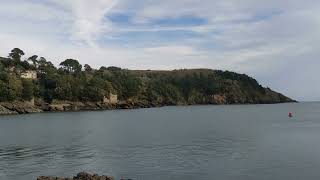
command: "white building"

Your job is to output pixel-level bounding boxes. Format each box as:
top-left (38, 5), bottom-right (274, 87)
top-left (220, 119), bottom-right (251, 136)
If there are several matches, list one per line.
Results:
top-left (21, 70), bottom-right (37, 79)
top-left (103, 93), bottom-right (118, 104)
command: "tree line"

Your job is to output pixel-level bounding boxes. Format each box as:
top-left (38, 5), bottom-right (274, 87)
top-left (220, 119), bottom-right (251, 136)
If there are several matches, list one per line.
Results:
top-left (0, 48), bottom-right (271, 104)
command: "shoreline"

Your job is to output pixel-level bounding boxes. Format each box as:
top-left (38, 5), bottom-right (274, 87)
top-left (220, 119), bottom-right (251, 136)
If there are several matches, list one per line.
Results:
top-left (37, 172), bottom-right (114, 180)
top-left (0, 100), bottom-right (297, 116)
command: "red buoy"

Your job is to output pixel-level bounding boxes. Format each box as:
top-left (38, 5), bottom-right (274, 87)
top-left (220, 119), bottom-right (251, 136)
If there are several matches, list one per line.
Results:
top-left (288, 112), bottom-right (293, 118)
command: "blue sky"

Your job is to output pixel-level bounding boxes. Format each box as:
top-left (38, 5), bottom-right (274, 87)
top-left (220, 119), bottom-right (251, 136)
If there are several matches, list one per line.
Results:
top-left (0, 0), bottom-right (319, 101)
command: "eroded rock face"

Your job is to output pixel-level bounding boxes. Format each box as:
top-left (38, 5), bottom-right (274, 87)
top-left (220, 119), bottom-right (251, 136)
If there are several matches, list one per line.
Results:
top-left (37, 172), bottom-right (114, 180)
top-left (0, 102), bottom-right (42, 114)
top-left (0, 105), bottom-right (18, 115)
top-left (212, 94), bottom-right (227, 104)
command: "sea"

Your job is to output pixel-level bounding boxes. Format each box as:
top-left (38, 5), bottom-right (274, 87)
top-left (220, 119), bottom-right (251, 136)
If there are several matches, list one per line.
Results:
top-left (0, 102), bottom-right (320, 180)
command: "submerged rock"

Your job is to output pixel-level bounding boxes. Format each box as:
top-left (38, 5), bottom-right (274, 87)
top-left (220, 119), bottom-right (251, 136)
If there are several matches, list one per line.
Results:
top-left (37, 172), bottom-right (114, 180)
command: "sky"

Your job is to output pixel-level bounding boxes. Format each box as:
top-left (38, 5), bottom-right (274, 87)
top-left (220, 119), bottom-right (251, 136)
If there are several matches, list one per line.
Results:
top-left (0, 0), bottom-right (319, 101)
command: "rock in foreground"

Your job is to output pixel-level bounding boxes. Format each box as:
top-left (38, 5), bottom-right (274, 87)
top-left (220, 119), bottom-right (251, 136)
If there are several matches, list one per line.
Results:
top-left (37, 172), bottom-right (114, 180)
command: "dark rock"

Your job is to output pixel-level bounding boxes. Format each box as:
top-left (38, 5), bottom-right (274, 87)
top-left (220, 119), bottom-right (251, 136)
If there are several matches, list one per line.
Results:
top-left (0, 102), bottom-right (42, 114)
top-left (37, 172), bottom-right (114, 180)
top-left (74, 172), bottom-right (113, 180)
top-left (37, 176), bottom-right (72, 180)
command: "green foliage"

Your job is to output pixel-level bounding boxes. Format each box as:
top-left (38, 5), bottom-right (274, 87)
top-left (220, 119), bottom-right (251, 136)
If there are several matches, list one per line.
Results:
top-left (54, 75), bottom-right (74, 100)
top-left (28, 55), bottom-right (38, 65)
top-left (0, 48), bottom-right (285, 104)
top-left (0, 57), bottom-right (13, 67)
top-left (59, 59), bottom-right (82, 73)
top-left (107, 66), bottom-right (122, 71)
top-left (99, 66), bottom-right (108, 71)
top-left (120, 74), bottom-right (141, 99)
top-left (81, 77), bottom-right (110, 101)
top-left (84, 64), bottom-right (92, 72)
top-left (0, 61), bottom-right (4, 72)
top-left (9, 48), bottom-right (25, 62)
top-left (8, 75), bottom-right (23, 100)
top-left (22, 79), bottom-right (34, 101)
top-left (0, 74), bottom-right (24, 101)
top-left (20, 60), bottom-right (31, 70)
top-left (38, 57), bottom-right (56, 73)
top-left (0, 81), bottom-right (9, 101)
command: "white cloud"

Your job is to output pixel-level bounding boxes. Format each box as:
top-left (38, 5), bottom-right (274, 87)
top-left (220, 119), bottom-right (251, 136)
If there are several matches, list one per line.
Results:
top-left (145, 46), bottom-right (198, 56)
top-left (0, 1), bottom-right (65, 21)
top-left (0, 0), bottom-right (319, 100)
top-left (47, 0), bottom-right (118, 45)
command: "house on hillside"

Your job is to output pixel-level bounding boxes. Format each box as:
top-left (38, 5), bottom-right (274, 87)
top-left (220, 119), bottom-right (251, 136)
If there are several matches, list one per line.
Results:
top-left (103, 93), bottom-right (118, 104)
top-left (21, 70), bottom-right (37, 79)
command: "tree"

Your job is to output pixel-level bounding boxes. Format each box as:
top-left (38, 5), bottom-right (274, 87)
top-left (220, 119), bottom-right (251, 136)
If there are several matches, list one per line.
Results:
top-left (38, 57), bottom-right (53, 70)
top-left (38, 57), bottom-right (56, 73)
top-left (0, 81), bottom-right (10, 102)
top-left (7, 75), bottom-right (23, 101)
top-left (0, 48), bottom-right (290, 105)
top-left (82, 78), bottom-right (109, 101)
top-left (20, 60), bottom-right (31, 70)
top-left (84, 64), bottom-right (93, 72)
top-left (107, 66), bottom-right (121, 71)
top-left (0, 57), bottom-right (12, 67)
top-left (54, 75), bottom-right (73, 100)
top-left (60, 59), bottom-right (82, 73)
top-left (22, 79), bottom-right (34, 101)
top-left (99, 66), bottom-right (107, 71)
top-left (38, 77), bottom-right (57, 103)
top-left (0, 61), bottom-right (3, 71)
top-left (118, 73), bottom-right (141, 99)
top-left (9, 48), bottom-right (25, 62)
top-left (28, 55), bottom-right (39, 67)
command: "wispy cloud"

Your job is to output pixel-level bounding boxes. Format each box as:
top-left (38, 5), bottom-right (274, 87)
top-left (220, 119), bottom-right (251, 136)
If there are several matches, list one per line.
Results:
top-left (48, 0), bottom-right (118, 46)
top-left (0, 0), bottom-right (319, 100)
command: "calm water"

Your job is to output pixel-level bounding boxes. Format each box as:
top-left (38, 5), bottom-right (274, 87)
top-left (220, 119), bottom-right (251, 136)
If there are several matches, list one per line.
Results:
top-left (0, 103), bottom-right (320, 180)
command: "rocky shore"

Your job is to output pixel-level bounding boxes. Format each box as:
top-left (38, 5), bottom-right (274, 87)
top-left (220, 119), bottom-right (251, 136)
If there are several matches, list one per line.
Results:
top-left (37, 172), bottom-right (114, 180)
top-left (0, 102), bottom-right (42, 115)
top-left (0, 104), bottom-right (18, 115)
top-left (0, 100), bottom-right (161, 115)
top-left (0, 92), bottom-right (296, 116)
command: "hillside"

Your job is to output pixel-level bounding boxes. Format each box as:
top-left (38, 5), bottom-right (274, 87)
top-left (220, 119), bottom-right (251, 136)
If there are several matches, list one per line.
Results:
top-left (0, 48), bottom-right (295, 114)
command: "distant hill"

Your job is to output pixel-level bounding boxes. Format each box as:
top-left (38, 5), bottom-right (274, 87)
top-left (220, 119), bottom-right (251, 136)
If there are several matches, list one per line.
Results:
top-left (0, 48), bottom-right (295, 111)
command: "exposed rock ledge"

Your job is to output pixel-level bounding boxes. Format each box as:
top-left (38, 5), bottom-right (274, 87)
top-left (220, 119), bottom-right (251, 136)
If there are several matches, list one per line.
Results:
top-left (0, 102), bottom-right (42, 115)
top-left (0, 100), bottom-right (158, 115)
top-left (0, 94), bottom-right (296, 116)
top-left (0, 105), bottom-right (18, 115)
top-left (37, 172), bottom-right (114, 180)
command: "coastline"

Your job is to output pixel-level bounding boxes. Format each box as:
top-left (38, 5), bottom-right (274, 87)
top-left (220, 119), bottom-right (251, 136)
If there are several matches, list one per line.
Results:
top-left (37, 172), bottom-right (114, 180)
top-left (0, 99), bottom-right (297, 116)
